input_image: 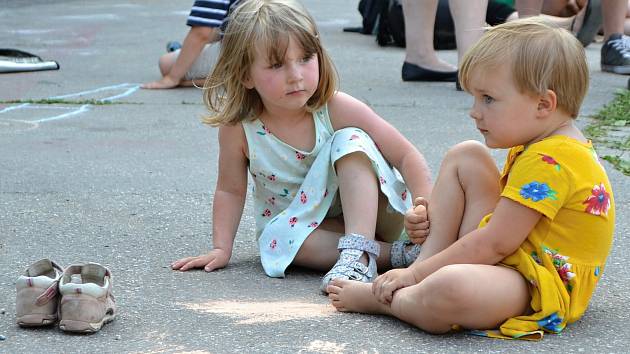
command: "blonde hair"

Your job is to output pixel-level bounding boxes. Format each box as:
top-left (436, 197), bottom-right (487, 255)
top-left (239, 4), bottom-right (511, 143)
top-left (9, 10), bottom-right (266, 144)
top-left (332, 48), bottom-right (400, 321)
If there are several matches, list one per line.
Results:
top-left (459, 17), bottom-right (588, 118)
top-left (202, 0), bottom-right (337, 126)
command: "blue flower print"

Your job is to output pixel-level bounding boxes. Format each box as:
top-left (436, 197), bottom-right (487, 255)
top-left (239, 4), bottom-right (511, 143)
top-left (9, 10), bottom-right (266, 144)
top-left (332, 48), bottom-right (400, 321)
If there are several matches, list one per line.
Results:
top-left (537, 312), bottom-right (563, 333)
top-left (595, 266), bottom-right (600, 277)
top-left (520, 181), bottom-right (557, 202)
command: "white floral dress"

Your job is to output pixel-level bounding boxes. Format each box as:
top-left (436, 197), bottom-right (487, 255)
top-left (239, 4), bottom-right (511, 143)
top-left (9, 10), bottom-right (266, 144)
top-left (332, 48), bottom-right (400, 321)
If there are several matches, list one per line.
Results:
top-left (242, 104), bottom-right (411, 277)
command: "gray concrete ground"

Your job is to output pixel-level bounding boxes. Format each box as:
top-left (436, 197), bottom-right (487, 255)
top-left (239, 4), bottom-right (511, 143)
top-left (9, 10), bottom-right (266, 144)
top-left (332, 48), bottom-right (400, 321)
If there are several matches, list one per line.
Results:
top-left (0, 1), bottom-right (628, 353)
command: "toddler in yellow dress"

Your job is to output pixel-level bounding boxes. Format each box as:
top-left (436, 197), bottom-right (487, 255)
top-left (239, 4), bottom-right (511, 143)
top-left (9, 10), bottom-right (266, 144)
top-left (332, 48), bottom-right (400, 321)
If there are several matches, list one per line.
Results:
top-left (327, 17), bottom-right (615, 340)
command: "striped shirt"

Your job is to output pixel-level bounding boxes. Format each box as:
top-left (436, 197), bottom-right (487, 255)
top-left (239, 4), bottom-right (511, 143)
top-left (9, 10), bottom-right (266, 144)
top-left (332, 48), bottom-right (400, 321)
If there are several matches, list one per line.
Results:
top-left (186, 0), bottom-right (240, 28)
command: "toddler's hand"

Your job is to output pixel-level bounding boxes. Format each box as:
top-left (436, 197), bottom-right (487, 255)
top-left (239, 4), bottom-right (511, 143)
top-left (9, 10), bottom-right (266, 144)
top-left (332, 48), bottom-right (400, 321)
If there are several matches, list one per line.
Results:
top-left (171, 248), bottom-right (230, 272)
top-left (372, 268), bottom-right (417, 305)
top-left (405, 197), bottom-right (429, 245)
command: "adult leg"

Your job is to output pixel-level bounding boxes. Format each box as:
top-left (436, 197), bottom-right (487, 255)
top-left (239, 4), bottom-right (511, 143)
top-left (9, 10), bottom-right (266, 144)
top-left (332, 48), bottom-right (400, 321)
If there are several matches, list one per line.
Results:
top-left (449, 0), bottom-right (488, 63)
top-left (602, 0), bottom-right (627, 39)
top-left (402, 0), bottom-right (458, 72)
top-left (329, 264), bottom-right (530, 333)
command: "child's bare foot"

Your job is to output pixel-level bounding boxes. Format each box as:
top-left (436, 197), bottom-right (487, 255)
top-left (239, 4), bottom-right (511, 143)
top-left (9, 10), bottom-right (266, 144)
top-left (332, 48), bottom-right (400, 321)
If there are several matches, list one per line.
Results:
top-left (327, 279), bottom-right (392, 315)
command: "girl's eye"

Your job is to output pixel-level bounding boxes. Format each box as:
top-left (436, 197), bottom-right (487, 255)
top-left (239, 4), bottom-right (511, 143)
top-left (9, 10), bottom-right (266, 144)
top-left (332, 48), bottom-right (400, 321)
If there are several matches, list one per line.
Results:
top-left (301, 54), bottom-right (314, 62)
top-left (270, 62), bottom-right (282, 69)
top-left (483, 95), bottom-right (494, 104)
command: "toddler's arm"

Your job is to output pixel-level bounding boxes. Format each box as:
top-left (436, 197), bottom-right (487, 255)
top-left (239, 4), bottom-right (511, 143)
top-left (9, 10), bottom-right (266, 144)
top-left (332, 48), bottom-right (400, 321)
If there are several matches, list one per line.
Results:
top-left (373, 197), bottom-right (541, 304)
top-left (171, 124), bottom-right (248, 272)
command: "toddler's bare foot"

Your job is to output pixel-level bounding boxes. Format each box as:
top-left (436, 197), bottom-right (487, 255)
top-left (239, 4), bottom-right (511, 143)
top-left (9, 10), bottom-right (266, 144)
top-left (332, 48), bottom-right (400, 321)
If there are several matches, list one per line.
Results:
top-left (327, 279), bottom-right (392, 315)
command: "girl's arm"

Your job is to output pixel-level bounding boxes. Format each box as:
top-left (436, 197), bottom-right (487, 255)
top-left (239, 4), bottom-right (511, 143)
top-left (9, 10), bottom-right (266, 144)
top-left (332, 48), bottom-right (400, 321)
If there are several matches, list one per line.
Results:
top-left (373, 197), bottom-right (541, 304)
top-left (327, 92), bottom-right (432, 199)
top-left (171, 123), bottom-right (249, 271)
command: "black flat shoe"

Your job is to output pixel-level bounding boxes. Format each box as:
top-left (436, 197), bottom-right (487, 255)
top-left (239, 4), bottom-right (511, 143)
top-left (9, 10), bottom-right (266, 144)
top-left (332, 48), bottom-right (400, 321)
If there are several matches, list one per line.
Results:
top-left (402, 62), bottom-right (458, 82)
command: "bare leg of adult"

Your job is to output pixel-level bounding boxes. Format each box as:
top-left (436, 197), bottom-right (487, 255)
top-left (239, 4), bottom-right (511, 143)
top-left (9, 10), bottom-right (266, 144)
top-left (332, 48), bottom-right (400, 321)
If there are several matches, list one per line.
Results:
top-left (402, 0), bottom-right (457, 73)
top-left (449, 0), bottom-right (488, 63)
top-left (328, 264), bottom-right (530, 333)
top-left (602, 0), bottom-right (628, 39)
top-left (515, 0), bottom-right (544, 17)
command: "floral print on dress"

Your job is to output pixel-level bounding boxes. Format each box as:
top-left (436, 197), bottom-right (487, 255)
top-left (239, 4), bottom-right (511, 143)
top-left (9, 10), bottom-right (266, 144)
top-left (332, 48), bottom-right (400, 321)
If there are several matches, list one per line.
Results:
top-left (537, 312), bottom-right (563, 333)
top-left (295, 151), bottom-right (306, 160)
top-left (379, 176), bottom-right (386, 185)
top-left (401, 190), bottom-right (407, 201)
top-left (583, 183), bottom-right (611, 216)
top-left (300, 191), bottom-right (308, 204)
top-left (262, 209), bottom-right (272, 217)
top-left (308, 221), bottom-right (319, 228)
top-left (520, 181), bottom-right (557, 202)
top-left (289, 217), bottom-right (298, 227)
top-left (544, 246), bottom-right (575, 292)
top-left (257, 125), bottom-right (271, 135)
top-left (538, 153), bottom-right (561, 171)
top-left (269, 239), bottom-right (277, 249)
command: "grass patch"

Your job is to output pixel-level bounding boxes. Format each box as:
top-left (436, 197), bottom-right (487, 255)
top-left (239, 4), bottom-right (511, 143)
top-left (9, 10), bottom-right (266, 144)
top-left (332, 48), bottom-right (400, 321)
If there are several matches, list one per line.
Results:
top-left (0, 98), bottom-right (137, 105)
top-left (585, 90), bottom-right (630, 176)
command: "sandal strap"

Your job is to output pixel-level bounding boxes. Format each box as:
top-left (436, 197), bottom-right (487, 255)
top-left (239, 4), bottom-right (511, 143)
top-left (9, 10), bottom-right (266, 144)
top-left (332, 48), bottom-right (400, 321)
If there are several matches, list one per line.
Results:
top-left (390, 240), bottom-right (422, 268)
top-left (337, 233), bottom-right (380, 258)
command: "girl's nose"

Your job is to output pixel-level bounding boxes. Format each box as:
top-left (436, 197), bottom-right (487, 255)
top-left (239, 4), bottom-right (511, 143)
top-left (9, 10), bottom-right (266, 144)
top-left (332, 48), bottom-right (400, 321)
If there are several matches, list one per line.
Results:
top-left (287, 63), bottom-right (302, 82)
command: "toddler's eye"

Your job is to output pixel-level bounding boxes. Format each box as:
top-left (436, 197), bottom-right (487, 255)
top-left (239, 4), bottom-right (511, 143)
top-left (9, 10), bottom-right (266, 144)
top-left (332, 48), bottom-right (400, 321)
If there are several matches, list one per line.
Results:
top-left (269, 62), bottom-right (282, 69)
top-left (301, 54), bottom-right (314, 62)
top-left (483, 95), bottom-right (494, 104)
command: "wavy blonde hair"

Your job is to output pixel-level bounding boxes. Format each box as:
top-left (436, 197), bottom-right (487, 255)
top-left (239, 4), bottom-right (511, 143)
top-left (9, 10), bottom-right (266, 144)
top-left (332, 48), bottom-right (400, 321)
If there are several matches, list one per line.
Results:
top-left (202, 0), bottom-right (337, 126)
top-left (459, 17), bottom-right (589, 118)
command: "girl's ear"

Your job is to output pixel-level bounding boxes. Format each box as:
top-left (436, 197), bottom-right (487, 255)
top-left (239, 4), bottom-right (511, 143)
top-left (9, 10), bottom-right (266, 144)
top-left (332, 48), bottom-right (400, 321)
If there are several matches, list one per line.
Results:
top-left (536, 89), bottom-right (557, 119)
top-left (242, 75), bottom-right (254, 90)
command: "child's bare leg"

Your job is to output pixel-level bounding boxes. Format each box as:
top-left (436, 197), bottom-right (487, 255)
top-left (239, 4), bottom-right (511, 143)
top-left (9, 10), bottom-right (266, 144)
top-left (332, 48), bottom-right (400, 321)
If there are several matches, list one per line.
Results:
top-left (293, 218), bottom-right (396, 271)
top-left (418, 141), bottom-right (500, 261)
top-left (328, 264), bottom-right (529, 333)
top-left (336, 152), bottom-right (379, 240)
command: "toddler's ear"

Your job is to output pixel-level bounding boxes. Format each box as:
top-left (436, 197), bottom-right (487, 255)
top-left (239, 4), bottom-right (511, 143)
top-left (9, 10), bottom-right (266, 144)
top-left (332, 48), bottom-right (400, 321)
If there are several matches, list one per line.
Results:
top-left (537, 89), bottom-right (557, 118)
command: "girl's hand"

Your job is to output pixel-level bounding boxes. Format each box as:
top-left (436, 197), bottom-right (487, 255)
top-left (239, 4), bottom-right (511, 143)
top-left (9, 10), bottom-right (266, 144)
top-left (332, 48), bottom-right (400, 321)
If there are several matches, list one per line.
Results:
top-left (371, 268), bottom-right (417, 305)
top-left (171, 249), bottom-right (230, 272)
top-left (405, 197), bottom-right (429, 245)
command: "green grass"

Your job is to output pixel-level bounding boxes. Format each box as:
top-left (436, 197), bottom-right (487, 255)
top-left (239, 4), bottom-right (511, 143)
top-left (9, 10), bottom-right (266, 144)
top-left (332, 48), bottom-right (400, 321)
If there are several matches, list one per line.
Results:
top-left (585, 90), bottom-right (630, 176)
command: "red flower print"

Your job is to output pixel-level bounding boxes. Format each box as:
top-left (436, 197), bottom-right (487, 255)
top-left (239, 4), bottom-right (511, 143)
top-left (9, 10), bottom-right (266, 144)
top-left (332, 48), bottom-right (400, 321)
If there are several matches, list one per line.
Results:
top-left (300, 191), bottom-right (307, 204)
top-left (295, 152), bottom-right (306, 160)
top-left (323, 189), bottom-right (328, 198)
top-left (308, 221), bottom-right (319, 228)
top-left (263, 125), bottom-right (271, 134)
top-left (583, 183), bottom-right (611, 216)
top-left (401, 190), bottom-right (407, 201)
top-left (289, 217), bottom-right (298, 227)
top-left (267, 197), bottom-right (276, 205)
top-left (262, 209), bottom-right (271, 217)
top-left (539, 153), bottom-right (561, 171)
top-left (379, 176), bottom-right (386, 185)
top-left (269, 239), bottom-right (277, 249)
top-left (267, 174), bottom-right (276, 181)
top-left (349, 134), bottom-right (360, 140)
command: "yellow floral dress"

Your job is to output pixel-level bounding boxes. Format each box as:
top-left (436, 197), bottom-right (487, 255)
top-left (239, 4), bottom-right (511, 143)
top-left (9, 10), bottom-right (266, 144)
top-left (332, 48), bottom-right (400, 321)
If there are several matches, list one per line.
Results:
top-left (474, 136), bottom-right (615, 340)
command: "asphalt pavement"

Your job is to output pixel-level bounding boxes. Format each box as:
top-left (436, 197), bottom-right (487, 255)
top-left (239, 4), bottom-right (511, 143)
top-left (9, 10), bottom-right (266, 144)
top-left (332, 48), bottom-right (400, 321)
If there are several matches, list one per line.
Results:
top-left (1, 1), bottom-right (628, 353)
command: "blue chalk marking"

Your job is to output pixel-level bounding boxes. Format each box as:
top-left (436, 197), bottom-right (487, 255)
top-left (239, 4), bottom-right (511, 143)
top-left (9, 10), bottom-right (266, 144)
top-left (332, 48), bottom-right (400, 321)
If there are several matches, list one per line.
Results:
top-left (0, 83), bottom-right (140, 124)
top-left (33, 105), bottom-right (90, 123)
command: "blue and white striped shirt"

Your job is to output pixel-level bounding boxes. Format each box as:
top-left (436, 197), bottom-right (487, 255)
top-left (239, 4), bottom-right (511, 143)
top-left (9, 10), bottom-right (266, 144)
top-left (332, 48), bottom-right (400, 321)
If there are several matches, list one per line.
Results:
top-left (186, 0), bottom-right (240, 28)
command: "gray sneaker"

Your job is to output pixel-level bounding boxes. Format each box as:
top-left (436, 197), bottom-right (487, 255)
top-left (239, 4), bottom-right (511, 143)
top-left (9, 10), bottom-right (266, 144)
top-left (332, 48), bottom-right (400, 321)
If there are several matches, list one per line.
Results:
top-left (601, 34), bottom-right (630, 74)
top-left (58, 262), bottom-right (116, 333)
